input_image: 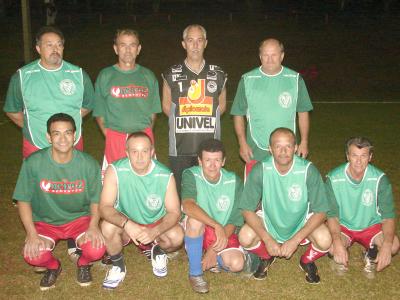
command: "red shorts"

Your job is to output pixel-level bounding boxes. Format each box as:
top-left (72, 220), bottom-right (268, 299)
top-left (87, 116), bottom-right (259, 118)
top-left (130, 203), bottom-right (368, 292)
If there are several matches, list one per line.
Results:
top-left (123, 218), bottom-right (162, 249)
top-left (341, 223), bottom-right (382, 249)
top-left (102, 127), bottom-right (155, 176)
top-left (202, 225), bottom-right (241, 253)
top-left (34, 216), bottom-right (91, 249)
top-left (23, 136), bottom-right (83, 159)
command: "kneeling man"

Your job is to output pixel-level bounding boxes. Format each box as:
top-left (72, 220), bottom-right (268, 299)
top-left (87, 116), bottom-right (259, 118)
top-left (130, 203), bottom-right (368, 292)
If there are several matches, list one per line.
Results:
top-left (326, 137), bottom-right (399, 278)
top-left (14, 113), bottom-right (105, 291)
top-left (182, 139), bottom-right (244, 294)
top-left (100, 132), bottom-right (183, 289)
top-left (239, 128), bottom-right (331, 284)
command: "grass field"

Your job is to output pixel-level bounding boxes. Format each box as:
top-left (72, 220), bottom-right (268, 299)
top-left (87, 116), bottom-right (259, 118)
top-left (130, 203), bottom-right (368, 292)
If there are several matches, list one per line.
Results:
top-left (0, 10), bottom-right (399, 299)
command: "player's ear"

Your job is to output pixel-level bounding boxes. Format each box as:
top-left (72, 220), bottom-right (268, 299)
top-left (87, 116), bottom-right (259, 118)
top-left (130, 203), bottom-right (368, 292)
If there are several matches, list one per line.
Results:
top-left (113, 44), bottom-right (118, 55)
top-left (204, 39), bottom-right (208, 48)
top-left (137, 44), bottom-right (142, 55)
top-left (280, 51), bottom-right (285, 62)
top-left (36, 44), bottom-right (41, 55)
top-left (369, 152), bottom-right (373, 162)
top-left (46, 132), bottom-right (52, 144)
top-left (222, 157), bottom-right (226, 167)
top-left (198, 156), bottom-right (202, 167)
top-left (181, 40), bottom-right (186, 50)
top-left (294, 144), bottom-right (298, 153)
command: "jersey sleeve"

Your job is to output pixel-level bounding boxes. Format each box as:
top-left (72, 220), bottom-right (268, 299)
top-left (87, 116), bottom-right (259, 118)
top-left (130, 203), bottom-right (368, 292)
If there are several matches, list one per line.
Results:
top-left (239, 162), bottom-right (263, 211)
top-left (296, 76), bottom-right (313, 112)
top-left (377, 175), bottom-right (395, 219)
top-left (147, 71), bottom-right (162, 114)
top-left (325, 176), bottom-right (340, 218)
top-left (93, 70), bottom-right (106, 118)
top-left (161, 67), bottom-right (173, 89)
top-left (13, 159), bottom-right (34, 203)
top-left (87, 158), bottom-right (102, 204)
top-left (306, 163), bottom-right (329, 213)
top-left (82, 70), bottom-right (95, 110)
top-left (181, 169), bottom-right (197, 201)
top-left (230, 76), bottom-right (248, 116)
top-left (227, 175), bottom-right (244, 227)
top-left (3, 72), bottom-right (23, 113)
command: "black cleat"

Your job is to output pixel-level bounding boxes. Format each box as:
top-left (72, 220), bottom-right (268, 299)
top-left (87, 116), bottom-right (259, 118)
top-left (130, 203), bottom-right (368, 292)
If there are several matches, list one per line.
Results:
top-left (299, 260), bottom-right (320, 284)
top-left (77, 265), bottom-right (92, 286)
top-left (40, 264), bottom-right (62, 291)
top-left (253, 256), bottom-right (276, 280)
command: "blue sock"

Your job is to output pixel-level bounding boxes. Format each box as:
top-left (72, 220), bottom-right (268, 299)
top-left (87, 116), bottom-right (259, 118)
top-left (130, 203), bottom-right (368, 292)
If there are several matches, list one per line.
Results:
top-left (185, 235), bottom-right (203, 276)
top-left (217, 255), bottom-right (229, 272)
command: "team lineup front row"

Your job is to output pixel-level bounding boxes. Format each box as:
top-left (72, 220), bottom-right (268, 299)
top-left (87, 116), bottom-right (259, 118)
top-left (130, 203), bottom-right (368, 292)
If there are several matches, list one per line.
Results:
top-left (14, 113), bottom-right (399, 293)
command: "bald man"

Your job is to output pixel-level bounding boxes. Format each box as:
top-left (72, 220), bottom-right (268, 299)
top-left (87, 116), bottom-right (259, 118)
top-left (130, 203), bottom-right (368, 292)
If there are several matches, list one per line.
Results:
top-left (230, 38), bottom-right (313, 177)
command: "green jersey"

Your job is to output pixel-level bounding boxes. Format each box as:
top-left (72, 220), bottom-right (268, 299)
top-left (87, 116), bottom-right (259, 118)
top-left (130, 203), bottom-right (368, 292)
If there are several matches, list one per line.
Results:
top-left (181, 166), bottom-right (243, 227)
top-left (13, 148), bottom-right (101, 225)
top-left (4, 59), bottom-right (94, 149)
top-left (240, 156), bottom-right (328, 242)
top-left (326, 163), bottom-right (395, 230)
top-left (93, 64), bottom-right (161, 133)
top-left (230, 66), bottom-right (313, 161)
top-left (112, 158), bottom-right (172, 224)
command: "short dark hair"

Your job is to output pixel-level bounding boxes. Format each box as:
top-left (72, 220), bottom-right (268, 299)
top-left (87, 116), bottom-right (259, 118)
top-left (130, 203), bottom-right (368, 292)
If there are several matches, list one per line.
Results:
top-left (36, 26), bottom-right (65, 45)
top-left (114, 28), bottom-right (140, 45)
top-left (345, 137), bottom-right (373, 155)
top-left (197, 139), bottom-right (225, 159)
top-left (126, 131), bottom-right (152, 147)
top-left (47, 113), bottom-right (76, 134)
top-left (269, 127), bottom-right (296, 146)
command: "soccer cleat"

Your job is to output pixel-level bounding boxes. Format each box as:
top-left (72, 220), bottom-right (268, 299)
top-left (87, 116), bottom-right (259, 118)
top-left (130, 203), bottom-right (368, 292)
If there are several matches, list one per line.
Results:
top-left (151, 244), bottom-right (168, 278)
top-left (141, 248), bottom-right (152, 261)
top-left (103, 266), bottom-right (126, 289)
top-left (253, 256), bottom-right (276, 280)
top-left (77, 265), bottom-right (92, 287)
top-left (363, 253), bottom-right (376, 279)
top-left (39, 264), bottom-right (62, 291)
top-left (189, 275), bottom-right (209, 294)
top-left (299, 260), bottom-right (320, 284)
top-left (34, 266), bottom-right (47, 274)
top-left (68, 248), bottom-right (82, 264)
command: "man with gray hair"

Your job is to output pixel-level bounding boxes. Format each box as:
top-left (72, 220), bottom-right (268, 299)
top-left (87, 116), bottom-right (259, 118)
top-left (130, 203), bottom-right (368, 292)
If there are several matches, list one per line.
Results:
top-left (162, 24), bottom-right (227, 195)
top-left (326, 137), bottom-right (399, 278)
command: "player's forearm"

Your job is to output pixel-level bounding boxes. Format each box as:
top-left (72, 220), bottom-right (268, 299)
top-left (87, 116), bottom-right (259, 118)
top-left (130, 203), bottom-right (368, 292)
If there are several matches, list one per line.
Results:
top-left (381, 218), bottom-right (396, 247)
top-left (88, 203), bottom-right (101, 229)
top-left (233, 116), bottom-right (247, 145)
top-left (162, 81), bottom-right (172, 116)
top-left (242, 210), bottom-right (274, 244)
top-left (99, 205), bottom-right (129, 228)
top-left (183, 200), bottom-right (220, 229)
top-left (327, 217), bottom-right (343, 246)
top-left (6, 112), bottom-right (24, 128)
top-left (293, 212), bottom-right (326, 244)
top-left (298, 112), bottom-right (310, 144)
top-left (153, 211), bottom-right (180, 237)
top-left (17, 201), bottom-right (38, 237)
top-left (95, 117), bottom-right (106, 136)
top-left (224, 224), bottom-right (236, 237)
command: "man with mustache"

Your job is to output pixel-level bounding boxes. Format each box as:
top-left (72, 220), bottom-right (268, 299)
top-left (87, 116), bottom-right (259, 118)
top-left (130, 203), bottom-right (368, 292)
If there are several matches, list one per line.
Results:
top-left (3, 26), bottom-right (95, 262)
top-left (93, 29), bottom-right (161, 179)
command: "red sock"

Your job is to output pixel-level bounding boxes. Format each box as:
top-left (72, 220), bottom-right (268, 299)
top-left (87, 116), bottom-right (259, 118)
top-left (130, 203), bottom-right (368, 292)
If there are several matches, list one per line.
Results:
top-left (301, 244), bottom-right (327, 263)
top-left (247, 241), bottom-right (271, 260)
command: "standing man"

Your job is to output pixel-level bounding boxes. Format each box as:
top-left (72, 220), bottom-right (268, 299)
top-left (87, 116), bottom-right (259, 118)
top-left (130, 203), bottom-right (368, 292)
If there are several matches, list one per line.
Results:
top-left (162, 24), bottom-right (227, 194)
top-left (99, 132), bottom-right (183, 289)
top-left (94, 29), bottom-right (161, 175)
top-left (13, 113), bottom-right (105, 291)
top-left (326, 137), bottom-right (399, 278)
top-left (239, 128), bottom-right (331, 283)
top-left (4, 26), bottom-right (95, 259)
top-left (182, 139), bottom-right (244, 294)
top-left (231, 38), bottom-right (313, 176)
top-left (4, 26), bottom-right (94, 159)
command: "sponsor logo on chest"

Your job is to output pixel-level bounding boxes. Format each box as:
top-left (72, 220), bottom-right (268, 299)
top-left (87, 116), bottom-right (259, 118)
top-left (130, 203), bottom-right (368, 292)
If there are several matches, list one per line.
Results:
top-left (288, 184), bottom-right (302, 202)
top-left (110, 85), bottom-right (149, 99)
top-left (40, 179), bottom-right (85, 194)
top-left (278, 92), bottom-right (292, 108)
top-left (146, 194), bottom-right (162, 210)
top-left (216, 195), bottom-right (230, 211)
top-left (179, 79), bottom-right (213, 116)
